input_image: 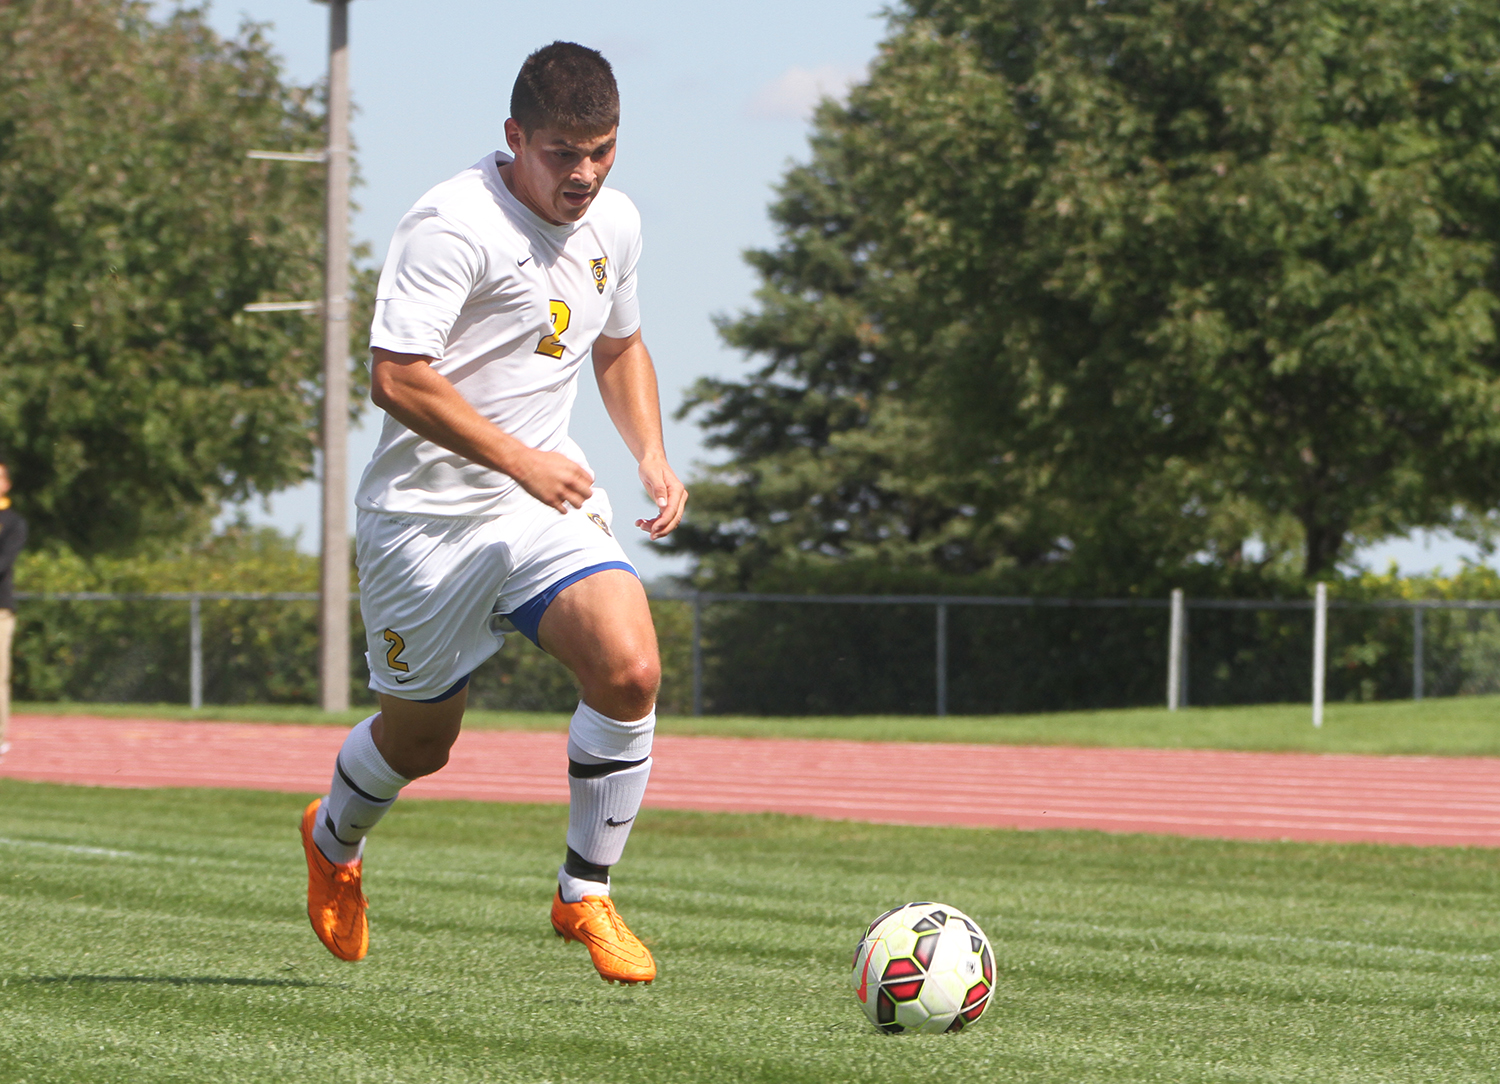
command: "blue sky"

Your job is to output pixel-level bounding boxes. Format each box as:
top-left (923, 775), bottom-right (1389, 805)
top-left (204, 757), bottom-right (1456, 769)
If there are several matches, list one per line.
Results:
top-left (187, 0), bottom-right (1488, 580)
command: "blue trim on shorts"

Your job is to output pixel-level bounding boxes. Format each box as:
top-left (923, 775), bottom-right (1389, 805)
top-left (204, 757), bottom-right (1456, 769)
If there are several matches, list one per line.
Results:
top-left (416, 672), bottom-right (470, 704)
top-left (504, 561), bottom-right (638, 647)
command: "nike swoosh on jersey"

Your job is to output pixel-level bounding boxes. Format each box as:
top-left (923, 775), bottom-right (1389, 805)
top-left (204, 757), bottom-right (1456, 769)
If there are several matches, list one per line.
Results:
top-left (518, 255), bottom-right (533, 266)
top-left (604, 815), bottom-right (635, 828)
top-left (394, 674), bottom-right (416, 684)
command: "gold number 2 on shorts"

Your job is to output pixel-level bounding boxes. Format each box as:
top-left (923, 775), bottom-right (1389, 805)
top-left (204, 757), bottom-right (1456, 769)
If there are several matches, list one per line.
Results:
top-left (383, 628), bottom-right (410, 673)
top-left (535, 299), bottom-right (572, 359)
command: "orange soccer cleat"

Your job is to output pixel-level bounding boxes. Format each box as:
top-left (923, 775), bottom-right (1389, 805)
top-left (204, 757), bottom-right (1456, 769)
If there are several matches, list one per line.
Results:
top-left (300, 798), bottom-right (369, 962)
top-left (551, 891), bottom-right (656, 985)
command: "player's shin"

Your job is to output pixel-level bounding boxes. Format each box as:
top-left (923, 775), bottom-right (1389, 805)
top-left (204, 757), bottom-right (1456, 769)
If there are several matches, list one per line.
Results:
top-left (559, 701), bottom-right (655, 901)
top-left (312, 714), bottom-right (409, 865)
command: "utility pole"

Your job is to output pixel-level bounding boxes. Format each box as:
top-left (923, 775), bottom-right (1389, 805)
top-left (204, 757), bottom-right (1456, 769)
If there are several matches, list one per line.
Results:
top-left (318, 0), bottom-right (352, 712)
top-left (247, 2), bottom-right (356, 712)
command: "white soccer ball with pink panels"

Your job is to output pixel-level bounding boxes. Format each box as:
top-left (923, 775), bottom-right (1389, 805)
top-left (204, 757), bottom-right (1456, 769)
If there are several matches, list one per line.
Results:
top-left (851, 901), bottom-right (994, 1033)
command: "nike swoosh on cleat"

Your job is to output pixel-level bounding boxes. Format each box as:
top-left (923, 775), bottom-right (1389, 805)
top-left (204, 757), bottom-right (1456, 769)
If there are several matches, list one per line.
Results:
top-left (604, 816), bottom-right (635, 828)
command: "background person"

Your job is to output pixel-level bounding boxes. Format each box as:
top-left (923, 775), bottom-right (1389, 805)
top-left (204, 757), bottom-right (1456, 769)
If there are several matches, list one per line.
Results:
top-left (0, 460), bottom-right (28, 758)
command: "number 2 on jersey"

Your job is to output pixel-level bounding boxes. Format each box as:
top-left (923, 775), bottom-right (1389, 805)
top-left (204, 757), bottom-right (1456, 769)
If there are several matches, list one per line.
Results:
top-left (535, 299), bottom-right (572, 359)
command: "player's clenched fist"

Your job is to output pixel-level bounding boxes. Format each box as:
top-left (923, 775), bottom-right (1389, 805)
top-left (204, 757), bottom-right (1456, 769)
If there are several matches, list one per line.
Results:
top-left (511, 448), bottom-right (595, 513)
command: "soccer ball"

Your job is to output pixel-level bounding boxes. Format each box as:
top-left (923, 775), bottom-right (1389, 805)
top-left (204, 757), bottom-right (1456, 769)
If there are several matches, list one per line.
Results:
top-left (851, 901), bottom-right (994, 1034)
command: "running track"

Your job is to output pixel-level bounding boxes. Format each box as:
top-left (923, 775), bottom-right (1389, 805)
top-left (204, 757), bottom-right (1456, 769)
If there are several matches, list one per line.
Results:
top-left (4, 714), bottom-right (1500, 848)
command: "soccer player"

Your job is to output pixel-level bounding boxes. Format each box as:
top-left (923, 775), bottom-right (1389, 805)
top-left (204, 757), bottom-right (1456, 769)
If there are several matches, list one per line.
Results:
top-left (299, 42), bottom-right (686, 986)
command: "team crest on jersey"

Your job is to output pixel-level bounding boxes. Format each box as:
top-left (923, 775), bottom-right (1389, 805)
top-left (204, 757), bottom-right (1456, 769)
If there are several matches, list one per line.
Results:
top-left (587, 511), bottom-right (612, 537)
top-left (590, 256), bottom-right (608, 294)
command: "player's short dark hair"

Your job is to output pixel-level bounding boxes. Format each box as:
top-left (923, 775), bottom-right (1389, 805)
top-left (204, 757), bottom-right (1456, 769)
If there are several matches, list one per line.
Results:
top-left (511, 42), bottom-right (619, 137)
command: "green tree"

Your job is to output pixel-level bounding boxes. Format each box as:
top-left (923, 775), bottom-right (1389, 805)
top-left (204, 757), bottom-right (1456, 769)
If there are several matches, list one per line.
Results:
top-left (675, 0), bottom-right (1500, 589)
top-left (0, 0), bottom-right (370, 553)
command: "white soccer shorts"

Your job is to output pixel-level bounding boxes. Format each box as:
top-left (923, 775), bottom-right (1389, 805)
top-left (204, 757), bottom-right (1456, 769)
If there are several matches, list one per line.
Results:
top-left (356, 488), bottom-right (635, 701)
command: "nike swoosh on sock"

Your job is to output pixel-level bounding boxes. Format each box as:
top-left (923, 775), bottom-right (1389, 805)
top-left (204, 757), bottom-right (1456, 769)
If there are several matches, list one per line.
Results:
top-left (605, 816), bottom-right (635, 828)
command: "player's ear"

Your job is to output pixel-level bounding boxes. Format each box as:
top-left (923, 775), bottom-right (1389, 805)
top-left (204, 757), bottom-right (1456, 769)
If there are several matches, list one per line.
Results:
top-left (503, 117), bottom-right (526, 157)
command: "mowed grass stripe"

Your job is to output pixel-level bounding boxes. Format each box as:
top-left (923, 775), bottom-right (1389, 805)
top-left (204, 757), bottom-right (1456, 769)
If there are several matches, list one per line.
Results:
top-left (19, 693), bottom-right (1500, 756)
top-left (3, 784), bottom-right (1500, 1083)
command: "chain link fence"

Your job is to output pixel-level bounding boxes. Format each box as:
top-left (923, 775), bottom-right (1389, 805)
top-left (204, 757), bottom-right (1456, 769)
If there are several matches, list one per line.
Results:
top-left (11, 590), bottom-right (694, 714)
top-left (12, 589), bottom-right (1500, 715)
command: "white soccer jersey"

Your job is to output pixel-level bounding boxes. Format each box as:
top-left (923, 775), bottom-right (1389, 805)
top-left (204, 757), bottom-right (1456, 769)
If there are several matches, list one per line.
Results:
top-left (357, 151), bottom-right (643, 518)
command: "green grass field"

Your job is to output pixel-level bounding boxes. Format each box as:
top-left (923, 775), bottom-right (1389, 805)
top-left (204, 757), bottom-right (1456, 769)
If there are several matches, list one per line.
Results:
top-left (3, 779), bottom-right (1499, 1082)
top-left (21, 693), bottom-right (1500, 756)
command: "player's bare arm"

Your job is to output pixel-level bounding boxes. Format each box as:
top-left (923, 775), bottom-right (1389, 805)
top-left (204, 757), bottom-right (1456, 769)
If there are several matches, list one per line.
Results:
top-left (369, 347), bottom-right (593, 514)
top-left (592, 329), bottom-right (688, 540)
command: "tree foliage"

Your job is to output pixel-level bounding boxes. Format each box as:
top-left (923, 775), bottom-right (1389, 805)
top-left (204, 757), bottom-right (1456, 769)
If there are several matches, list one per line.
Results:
top-left (673, 0), bottom-right (1500, 591)
top-left (0, 0), bottom-right (370, 552)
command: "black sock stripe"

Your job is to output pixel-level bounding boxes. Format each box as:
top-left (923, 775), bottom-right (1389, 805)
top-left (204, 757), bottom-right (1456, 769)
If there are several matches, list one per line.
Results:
top-left (563, 846), bottom-right (610, 882)
top-left (323, 811), bottom-right (360, 848)
top-left (336, 757), bottom-right (398, 805)
top-left (567, 755), bottom-right (648, 779)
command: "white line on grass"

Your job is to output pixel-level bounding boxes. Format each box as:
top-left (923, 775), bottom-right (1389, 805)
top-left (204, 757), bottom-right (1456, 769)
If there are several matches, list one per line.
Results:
top-left (0, 837), bottom-right (140, 859)
top-left (0, 835), bottom-right (288, 871)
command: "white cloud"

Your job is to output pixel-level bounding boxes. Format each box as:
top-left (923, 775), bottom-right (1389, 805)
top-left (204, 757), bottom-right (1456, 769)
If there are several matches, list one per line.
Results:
top-left (747, 64), bottom-right (864, 120)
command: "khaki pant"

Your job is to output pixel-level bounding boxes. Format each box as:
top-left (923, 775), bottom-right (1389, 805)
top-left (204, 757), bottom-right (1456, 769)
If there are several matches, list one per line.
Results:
top-left (0, 608), bottom-right (13, 747)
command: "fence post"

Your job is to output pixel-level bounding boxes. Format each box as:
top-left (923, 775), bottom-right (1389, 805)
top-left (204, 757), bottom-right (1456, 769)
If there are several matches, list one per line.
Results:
top-left (935, 602), bottom-right (948, 717)
top-left (1167, 589), bottom-right (1184, 710)
top-left (1312, 582), bottom-right (1327, 728)
top-left (189, 596), bottom-right (203, 711)
top-left (1412, 605), bottom-right (1424, 701)
top-left (691, 593), bottom-right (704, 717)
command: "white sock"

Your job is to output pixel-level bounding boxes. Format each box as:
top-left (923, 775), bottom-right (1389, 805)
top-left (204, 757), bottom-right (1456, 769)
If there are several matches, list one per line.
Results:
top-left (558, 864), bottom-right (610, 903)
top-left (312, 715), bottom-right (408, 865)
top-left (566, 735), bottom-right (612, 765)
top-left (565, 757), bottom-right (652, 871)
top-left (568, 701), bottom-right (655, 762)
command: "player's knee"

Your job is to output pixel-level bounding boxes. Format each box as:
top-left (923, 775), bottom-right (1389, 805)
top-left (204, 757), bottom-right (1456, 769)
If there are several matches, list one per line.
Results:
top-left (612, 656), bottom-right (660, 716)
top-left (385, 731), bottom-right (455, 779)
top-left (602, 655), bottom-right (659, 718)
top-left (408, 743), bottom-right (452, 778)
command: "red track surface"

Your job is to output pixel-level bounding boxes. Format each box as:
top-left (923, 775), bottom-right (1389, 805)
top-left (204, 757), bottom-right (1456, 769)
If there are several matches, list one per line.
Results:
top-left (5, 713), bottom-right (1500, 847)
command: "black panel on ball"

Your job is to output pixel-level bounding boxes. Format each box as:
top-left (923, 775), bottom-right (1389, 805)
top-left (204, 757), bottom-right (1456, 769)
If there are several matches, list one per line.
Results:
top-left (913, 932), bottom-right (939, 969)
